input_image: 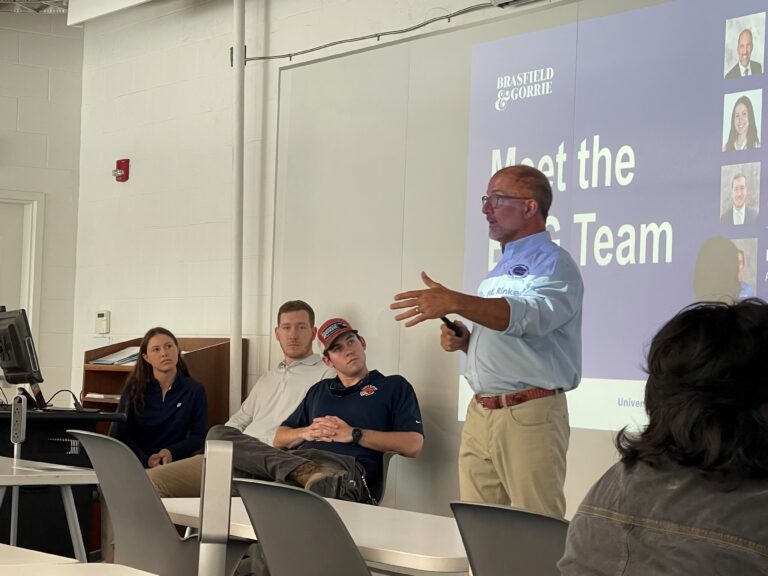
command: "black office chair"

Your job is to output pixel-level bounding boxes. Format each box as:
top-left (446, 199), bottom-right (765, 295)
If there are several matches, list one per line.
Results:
top-left (450, 501), bottom-right (568, 576)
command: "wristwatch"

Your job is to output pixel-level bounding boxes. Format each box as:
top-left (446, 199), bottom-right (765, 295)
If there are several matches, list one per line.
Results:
top-left (351, 427), bottom-right (363, 445)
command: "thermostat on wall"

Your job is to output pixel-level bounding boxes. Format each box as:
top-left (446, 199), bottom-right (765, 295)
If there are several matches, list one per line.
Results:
top-left (96, 310), bottom-right (111, 334)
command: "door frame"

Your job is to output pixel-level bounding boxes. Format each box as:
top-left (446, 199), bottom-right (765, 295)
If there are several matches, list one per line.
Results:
top-left (0, 189), bottom-right (45, 340)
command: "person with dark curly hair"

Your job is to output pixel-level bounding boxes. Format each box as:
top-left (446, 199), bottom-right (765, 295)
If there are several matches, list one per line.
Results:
top-left (559, 299), bottom-right (768, 575)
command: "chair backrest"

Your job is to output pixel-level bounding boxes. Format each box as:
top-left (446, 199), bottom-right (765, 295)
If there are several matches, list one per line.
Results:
top-left (69, 429), bottom-right (199, 576)
top-left (450, 501), bottom-right (569, 576)
top-left (198, 440), bottom-right (234, 576)
top-left (235, 478), bottom-right (370, 576)
top-left (371, 450), bottom-right (398, 505)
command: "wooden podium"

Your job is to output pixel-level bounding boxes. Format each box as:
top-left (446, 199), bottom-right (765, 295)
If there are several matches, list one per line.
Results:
top-left (81, 338), bottom-right (247, 428)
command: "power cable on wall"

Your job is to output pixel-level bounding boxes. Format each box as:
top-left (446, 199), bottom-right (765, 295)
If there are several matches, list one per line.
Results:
top-left (243, 2), bottom-right (496, 63)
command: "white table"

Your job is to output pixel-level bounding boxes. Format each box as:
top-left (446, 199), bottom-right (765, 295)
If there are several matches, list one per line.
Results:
top-left (0, 564), bottom-right (157, 575)
top-left (0, 542), bottom-right (78, 565)
top-left (163, 497), bottom-right (468, 575)
top-left (0, 544), bottom-right (155, 575)
top-left (0, 457), bottom-right (98, 563)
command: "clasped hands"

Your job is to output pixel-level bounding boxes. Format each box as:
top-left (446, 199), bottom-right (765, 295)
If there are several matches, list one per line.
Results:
top-left (147, 448), bottom-right (173, 468)
top-left (302, 415), bottom-right (353, 443)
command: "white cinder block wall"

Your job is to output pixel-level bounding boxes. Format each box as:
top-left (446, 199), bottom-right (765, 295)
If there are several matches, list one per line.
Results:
top-left (71, 0), bottom-right (498, 401)
top-left (0, 13), bottom-right (82, 402)
top-left (72, 0), bottom-right (242, 398)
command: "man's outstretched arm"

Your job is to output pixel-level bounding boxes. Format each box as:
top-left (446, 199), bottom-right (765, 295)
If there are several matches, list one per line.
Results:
top-left (391, 271), bottom-right (511, 330)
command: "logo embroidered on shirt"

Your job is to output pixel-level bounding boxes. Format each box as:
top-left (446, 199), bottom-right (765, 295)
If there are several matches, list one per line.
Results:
top-left (509, 264), bottom-right (529, 277)
top-left (360, 385), bottom-right (378, 397)
top-left (176, 403), bottom-right (182, 408)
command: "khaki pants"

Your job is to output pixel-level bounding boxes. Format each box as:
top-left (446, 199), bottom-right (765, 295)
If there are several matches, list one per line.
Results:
top-left (458, 392), bottom-right (569, 518)
top-left (147, 453), bottom-right (205, 498)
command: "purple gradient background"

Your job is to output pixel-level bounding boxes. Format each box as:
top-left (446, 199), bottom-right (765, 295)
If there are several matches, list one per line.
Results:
top-left (465, 0), bottom-right (768, 380)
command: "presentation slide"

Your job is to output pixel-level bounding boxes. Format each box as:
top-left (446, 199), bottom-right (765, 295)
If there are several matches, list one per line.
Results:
top-left (459, 0), bottom-right (767, 431)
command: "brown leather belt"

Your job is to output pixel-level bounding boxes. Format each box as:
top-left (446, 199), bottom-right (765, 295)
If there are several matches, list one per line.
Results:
top-left (475, 388), bottom-right (562, 410)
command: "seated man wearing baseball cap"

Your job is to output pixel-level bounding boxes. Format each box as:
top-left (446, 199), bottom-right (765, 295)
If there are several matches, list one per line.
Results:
top-left (207, 317), bottom-right (423, 503)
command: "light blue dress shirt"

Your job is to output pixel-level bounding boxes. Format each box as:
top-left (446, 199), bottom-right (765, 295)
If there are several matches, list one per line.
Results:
top-left (464, 231), bottom-right (583, 394)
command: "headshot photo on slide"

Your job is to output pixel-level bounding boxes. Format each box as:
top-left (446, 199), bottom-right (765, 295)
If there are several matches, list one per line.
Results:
top-left (733, 237), bottom-right (758, 299)
top-left (724, 12), bottom-right (765, 79)
top-left (722, 90), bottom-right (762, 151)
top-left (719, 162), bottom-right (760, 225)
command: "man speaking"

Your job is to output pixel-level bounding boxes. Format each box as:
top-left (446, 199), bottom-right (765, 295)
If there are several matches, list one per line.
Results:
top-left (391, 165), bottom-right (583, 517)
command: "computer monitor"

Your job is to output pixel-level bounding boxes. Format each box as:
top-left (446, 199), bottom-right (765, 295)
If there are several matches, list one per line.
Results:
top-left (0, 308), bottom-right (45, 409)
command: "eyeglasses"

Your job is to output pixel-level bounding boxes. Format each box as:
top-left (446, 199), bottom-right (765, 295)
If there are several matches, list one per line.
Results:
top-left (481, 195), bottom-right (535, 208)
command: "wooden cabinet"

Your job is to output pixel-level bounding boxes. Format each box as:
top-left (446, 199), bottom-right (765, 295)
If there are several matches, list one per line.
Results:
top-left (82, 337), bottom-right (247, 428)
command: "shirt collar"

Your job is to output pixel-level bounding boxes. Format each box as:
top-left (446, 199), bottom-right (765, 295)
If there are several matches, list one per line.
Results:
top-left (278, 353), bottom-right (323, 371)
top-left (149, 371), bottom-right (181, 390)
top-left (501, 230), bottom-right (551, 257)
top-left (328, 369), bottom-right (378, 394)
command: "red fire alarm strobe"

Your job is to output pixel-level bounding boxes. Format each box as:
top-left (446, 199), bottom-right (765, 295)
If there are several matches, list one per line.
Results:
top-left (112, 159), bottom-right (130, 182)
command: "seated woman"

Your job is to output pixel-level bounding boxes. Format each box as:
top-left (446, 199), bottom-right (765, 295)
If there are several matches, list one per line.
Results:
top-left (112, 327), bottom-right (208, 468)
top-left (559, 299), bottom-right (768, 575)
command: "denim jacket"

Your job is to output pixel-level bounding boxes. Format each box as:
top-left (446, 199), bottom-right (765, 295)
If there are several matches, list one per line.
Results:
top-left (558, 460), bottom-right (768, 575)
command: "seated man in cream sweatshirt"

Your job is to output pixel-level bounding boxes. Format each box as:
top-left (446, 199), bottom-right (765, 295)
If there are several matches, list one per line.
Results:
top-left (148, 300), bottom-right (333, 497)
